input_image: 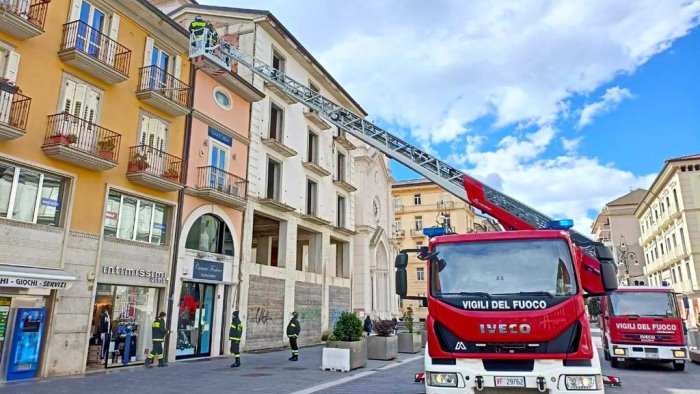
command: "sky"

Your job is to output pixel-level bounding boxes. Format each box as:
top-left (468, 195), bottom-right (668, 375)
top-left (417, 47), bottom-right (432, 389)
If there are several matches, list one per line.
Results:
top-left (204, 0), bottom-right (700, 234)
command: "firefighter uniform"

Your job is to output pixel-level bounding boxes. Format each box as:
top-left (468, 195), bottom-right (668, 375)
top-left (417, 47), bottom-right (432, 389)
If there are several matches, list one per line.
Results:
top-left (188, 16), bottom-right (217, 47)
top-left (286, 312), bottom-right (301, 361)
top-left (229, 310), bottom-right (243, 368)
top-left (146, 312), bottom-right (168, 367)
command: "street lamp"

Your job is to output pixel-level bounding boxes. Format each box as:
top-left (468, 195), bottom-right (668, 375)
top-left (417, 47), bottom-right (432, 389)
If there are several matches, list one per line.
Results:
top-left (617, 234), bottom-right (639, 285)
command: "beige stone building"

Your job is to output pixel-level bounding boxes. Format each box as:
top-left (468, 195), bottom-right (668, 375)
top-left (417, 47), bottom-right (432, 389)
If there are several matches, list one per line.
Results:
top-left (635, 154), bottom-right (700, 329)
top-left (391, 179), bottom-right (476, 320)
top-left (591, 189), bottom-right (647, 285)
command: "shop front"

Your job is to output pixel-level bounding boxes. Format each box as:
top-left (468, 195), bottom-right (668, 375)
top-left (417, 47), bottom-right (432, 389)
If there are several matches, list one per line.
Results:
top-left (87, 263), bottom-right (168, 369)
top-left (0, 265), bottom-right (75, 381)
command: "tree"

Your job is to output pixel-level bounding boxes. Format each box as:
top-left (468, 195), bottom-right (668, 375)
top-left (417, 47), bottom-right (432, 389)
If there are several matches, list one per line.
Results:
top-left (587, 297), bottom-right (601, 318)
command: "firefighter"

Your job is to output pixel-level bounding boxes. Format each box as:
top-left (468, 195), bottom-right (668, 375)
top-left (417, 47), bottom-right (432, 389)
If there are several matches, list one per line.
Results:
top-left (229, 310), bottom-right (243, 368)
top-left (286, 311), bottom-right (301, 361)
top-left (146, 312), bottom-right (168, 368)
top-left (188, 15), bottom-right (207, 39)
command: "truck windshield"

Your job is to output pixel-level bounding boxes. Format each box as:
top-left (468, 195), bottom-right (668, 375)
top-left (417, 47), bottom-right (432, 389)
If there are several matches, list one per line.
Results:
top-left (609, 291), bottom-right (679, 317)
top-left (431, 239), bottom-right (577, 296)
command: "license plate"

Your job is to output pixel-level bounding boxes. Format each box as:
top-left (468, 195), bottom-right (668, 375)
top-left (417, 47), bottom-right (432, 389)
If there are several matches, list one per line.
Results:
top-left (645, 352), bottom-right (659, 359)
top-left (495, 376), bottom-right (525, 387)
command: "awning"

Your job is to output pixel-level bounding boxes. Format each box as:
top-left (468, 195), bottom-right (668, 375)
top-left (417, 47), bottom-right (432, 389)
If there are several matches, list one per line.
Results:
top-left (0, 265), bottom-right (76, 290)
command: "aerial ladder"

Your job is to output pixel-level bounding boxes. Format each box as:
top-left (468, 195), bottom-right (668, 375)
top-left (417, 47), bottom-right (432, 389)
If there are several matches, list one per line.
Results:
top-left (188, 29), bottom-right (610, 295)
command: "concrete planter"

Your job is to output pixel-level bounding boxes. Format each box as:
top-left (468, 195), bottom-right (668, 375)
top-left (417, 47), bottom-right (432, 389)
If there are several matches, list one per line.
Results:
top-left (367, 335), bottom-right (398, 360)
top-left (326, 339), bottom-right (367, 370)
top-left (421, 330), bottom-right (427, 348)
top-left (398, 332), bottom-right (422, 353)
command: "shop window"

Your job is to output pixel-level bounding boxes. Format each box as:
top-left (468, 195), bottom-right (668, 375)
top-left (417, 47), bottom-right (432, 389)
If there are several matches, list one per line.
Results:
top-left (103, 190), bottom-right (170, 245)
top-left (0, 161), bottom-right (67, 227)
top-left (185, 214), bottom-right (234, 256)
top-left (176, 282), bottom-right (216, 358)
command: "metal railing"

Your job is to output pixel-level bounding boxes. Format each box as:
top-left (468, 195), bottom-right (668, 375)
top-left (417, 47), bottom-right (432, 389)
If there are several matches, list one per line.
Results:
top-left (44, 112), bottom-right (121, 162)
top-left (0, 0), bottom-right (50, 30)
top-left (0, 90), bottom-right (31, 131)
top-left (195, 166), bottom-right (247, 199)
top-left (127, 145), bottom-right (184, 183)
top-left (61, 20), bottom-right (131, 76)
top-left (137, 65), bottom-right (190, 107)
top-left (437, 201), bottom-right (454, 209)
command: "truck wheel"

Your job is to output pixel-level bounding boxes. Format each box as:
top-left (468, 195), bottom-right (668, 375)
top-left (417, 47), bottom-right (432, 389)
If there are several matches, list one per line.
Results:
top-left (673, 362), bottom-right (685, 371)
top-left (610, 358), bottom-right (620, 369)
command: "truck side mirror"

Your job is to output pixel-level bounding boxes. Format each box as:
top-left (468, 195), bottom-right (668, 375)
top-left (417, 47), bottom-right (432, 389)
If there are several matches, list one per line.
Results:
top-left (593, 243), bottom-right (618, 293)
top-left (395, 252), bottom-right (408, 297)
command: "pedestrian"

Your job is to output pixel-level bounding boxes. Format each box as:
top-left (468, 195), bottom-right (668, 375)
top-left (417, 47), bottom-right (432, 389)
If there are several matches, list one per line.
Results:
top-left (363, 315), bottom-right (373, 337)
top-left (146, 312), bottom-right (168, 368)
top-left (286, 311), bottom-right (301, 361)
top-left (391, 316), bottom-right (398, 335)
top-left (229, 310), bottom-right (243, 368)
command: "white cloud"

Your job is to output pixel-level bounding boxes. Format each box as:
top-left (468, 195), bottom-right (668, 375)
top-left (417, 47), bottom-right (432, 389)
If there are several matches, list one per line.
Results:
top-left (562, 136), bottom-right (584, 153)
top-left (577, 87), bottom-right (634, 128)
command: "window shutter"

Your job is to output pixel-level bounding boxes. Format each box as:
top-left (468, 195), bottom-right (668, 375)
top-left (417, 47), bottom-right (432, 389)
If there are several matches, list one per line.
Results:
top-left (174, 55), bottom-right (182, 80)
top-left (4, 51), bottom-right (20, 83)
top-left (68, 0), bottom-right (82, 21)
top-left (139, 115), bottom-right (149, 146)
top-left (72, 84), bottom-right (87, 119)
top-left (62, 80), bottom-right (76, 114)
top-left (143, 37), bottom-right (154, 67)
top-left (109, 13), bottom-right (120, 40)
top-left (84, 89), bottom-right (99, 124)
top-left (157, 121), bottom-right (167, 151)
top-left (147, 117), bottom-right (158, 148)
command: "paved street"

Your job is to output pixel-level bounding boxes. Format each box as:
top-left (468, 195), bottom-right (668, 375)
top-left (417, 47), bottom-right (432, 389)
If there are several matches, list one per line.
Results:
top-left (1, 333), bottom-right (698, 393)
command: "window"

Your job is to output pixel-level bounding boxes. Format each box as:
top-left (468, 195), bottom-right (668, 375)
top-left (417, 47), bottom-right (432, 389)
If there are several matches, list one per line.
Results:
top-left (393, 219), bottom-right (401, 232)
top-left (416, 267), bottom-right (425, 281)
top-left (660, 243), bottom-right (664, 255)
top-left (673, 189), bottom-right (679, 211)
top-left (680, 228), bottom-right (687, 254)
top-left (414, 216), bottom-right (423, 230)
top-left (414, 194), bottom-right (421, 205)
top-left (443, 213), bottom-right (451, 229)
top-left (184, 214), bottom-right (234, 256)
top-left (0, 162), bottom-right (66, 227)
top-left (394, 197), bottom-right (401, 208)
top-left (266, 158), bottom-right (281, 200)
top-left (60, 78), bottom-right (102, 123)
top-left (678, 265), bottom-right (683, 282)
top-left (139, 113), bottom-right (167, 151)
top-left (269, 103), bottom-right (283, 141)
top-left (672, 234), bottom-right (677, 248)
top-left (213, 87), bottom-right (232, 110)
top-left (337, 152), bottom-right (346, 181)
top-left (686, 262), bottom-right (692, 283)
top-left (337, 195), bottom-right (346, 228)
top-left (103, 190), bottom-right (170, 245)
top-left (306, 179), bottom-right (317, 215)
top-left (307, 130), bottom-right (318, 163)
top-left (660, 202), bottom-right (665, 214)
top-left (672, 267), bottom-right (677, 283)
top-left (0, 47), bottom-right (19, 85)
top-left (272, 49), bottom-right (285, 73)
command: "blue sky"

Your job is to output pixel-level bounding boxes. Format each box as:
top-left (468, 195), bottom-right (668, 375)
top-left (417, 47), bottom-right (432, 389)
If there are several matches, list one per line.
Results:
top-left (205, 0), bottom-right (700, 233)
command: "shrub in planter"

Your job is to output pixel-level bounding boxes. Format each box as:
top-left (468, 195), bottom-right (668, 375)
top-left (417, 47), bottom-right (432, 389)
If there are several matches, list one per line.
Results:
top-left (398, 307), bottom-right (421, 353)
top-left (320, 331), bottom-right (333, 342)
top-left (367, 319), bottom-right (398, 360)
top-left (97, 139), bottom-right (116, 161)
top-left (324, 312), bottom-right (367, 370)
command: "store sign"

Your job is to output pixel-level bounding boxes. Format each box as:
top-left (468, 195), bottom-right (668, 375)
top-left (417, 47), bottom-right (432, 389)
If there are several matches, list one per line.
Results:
top-left (0, 276), bottom-right (71, 289)
top-left (208, 127), bottom-right (232, 147)
top-left (0, 297), bottom-right (10, 342)
top-left (101, 266), bottom-right (168, 284)
top-left (193, 259), bottom-right (224, 282)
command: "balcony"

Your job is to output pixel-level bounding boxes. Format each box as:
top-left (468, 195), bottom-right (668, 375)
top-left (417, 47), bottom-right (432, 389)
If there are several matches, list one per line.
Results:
top-left (301, 211), bottom-right (331, 226)
top-left (136, 66), bottom-right (190, 116)
top-left (334, 132), bottom-right (356, 150)
top-left (0, 0), bottom-right (49, 40)
top-left (437, 201), bottom-right (454, 209)
top-left (410, 229), bottom-right (425, 237)
top-left (333, 177), bottom-right (357, 192)
top-left (330, 221), bottom-right (356, 236)
top-left (303, 108), bottom-right (331, 130)
top-left (59, 20), bottom-right (131, 84)
top-left (0, 88), bottom-right (31, 140)
top-left (393, 229), bottom-right (405, 238)
top-left (262, 137), bottom-right (297, 157)
top-left (186, 166), bottom-right (247, 210)
top-left (126, 145), bottom-right (184, 192)
top-left (394, 204), bottom-right (404, 213)
top-left (42, 113), bottom-right (120, 170)
top-left (257, 196), bottom-right (296, 213)
top-left (302, 161), bottom-right (331, 177)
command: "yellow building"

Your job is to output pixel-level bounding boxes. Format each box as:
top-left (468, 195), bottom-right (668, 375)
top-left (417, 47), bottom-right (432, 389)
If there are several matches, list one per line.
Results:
top-left (0, 0), bottom-right (191, 379)
top-left (391, 179), bottom-right (476, 320)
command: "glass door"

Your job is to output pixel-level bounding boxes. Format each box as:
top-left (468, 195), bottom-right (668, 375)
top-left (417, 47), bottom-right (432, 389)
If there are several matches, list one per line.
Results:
top-left (209, 144), bottom-right (227, 191)
top-left (176, 282), bottom-right (215, 359)
top-left (77, 2), bottom-right (105, 56)
top-left (149, 47), bottom-right (170, 91)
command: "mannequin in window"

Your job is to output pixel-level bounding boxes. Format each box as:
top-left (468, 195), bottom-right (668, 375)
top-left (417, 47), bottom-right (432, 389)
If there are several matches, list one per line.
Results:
top-left (99, 307), bottom-right (111, 360)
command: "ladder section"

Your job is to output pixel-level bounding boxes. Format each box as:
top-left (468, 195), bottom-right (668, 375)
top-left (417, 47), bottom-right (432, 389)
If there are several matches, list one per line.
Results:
top-left (189, 31), bottom-right (595, 247)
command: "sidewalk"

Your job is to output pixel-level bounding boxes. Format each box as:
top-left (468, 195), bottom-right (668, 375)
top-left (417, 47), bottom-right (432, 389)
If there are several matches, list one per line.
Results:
top-left (0, 346), bottom-right (424, 394)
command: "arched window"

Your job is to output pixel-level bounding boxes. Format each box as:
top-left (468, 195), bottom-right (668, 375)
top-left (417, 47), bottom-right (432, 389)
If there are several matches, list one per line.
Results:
top-left (185, 214), bottom-right (234, 256)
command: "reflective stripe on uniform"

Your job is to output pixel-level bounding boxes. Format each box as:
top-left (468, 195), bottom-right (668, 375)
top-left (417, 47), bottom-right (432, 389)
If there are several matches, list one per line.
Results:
top-left (290, 323), bottom-right (296, 327)
top-left (287, 334), bottom-right (297, 338)
top-left (153, 338), bottom-right (165, 342)
top-left (229, 337), bottom-right (241, 341)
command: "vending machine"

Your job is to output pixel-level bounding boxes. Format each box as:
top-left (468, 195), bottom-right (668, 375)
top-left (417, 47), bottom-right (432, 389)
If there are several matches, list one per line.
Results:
top-left (6, 307), bottom-right (46, 381)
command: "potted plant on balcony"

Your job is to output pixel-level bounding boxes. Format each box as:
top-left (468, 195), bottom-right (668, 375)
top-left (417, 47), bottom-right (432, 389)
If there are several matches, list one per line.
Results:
top-left (163, 165), bottom-right (180, 182)
top-left (323, 311), bottom-right (367, 371)
top-left (367, 319), bottom-right (398, 361)
top-left (398, 307), bottom-right (421, 353)
top-left (66, 133), bottom-right (79, 144)
top-left (97, 138), bottom-right (116, 160)
top-left (128, 152), bottom-right (149, 172)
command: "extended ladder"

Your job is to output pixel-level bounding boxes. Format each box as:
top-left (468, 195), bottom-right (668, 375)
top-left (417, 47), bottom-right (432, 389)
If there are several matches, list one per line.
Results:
top-left (188, 30), bottom-right (595, 249)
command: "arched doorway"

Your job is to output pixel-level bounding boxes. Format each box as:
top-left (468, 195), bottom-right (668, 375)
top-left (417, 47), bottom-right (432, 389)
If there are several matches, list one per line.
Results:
top-left (374, 243), bottom-right (389, 318)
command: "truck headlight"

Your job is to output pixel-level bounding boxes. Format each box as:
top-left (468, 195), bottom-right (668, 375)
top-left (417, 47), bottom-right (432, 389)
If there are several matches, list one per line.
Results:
top-left (613, 347), bottom-right (626, 356)
top-left (427, 372), bottom-right (458, 387)
top-left (674, 350), bottom-right (686, 358)
top-left (564, 375), bottom-right (600, 390)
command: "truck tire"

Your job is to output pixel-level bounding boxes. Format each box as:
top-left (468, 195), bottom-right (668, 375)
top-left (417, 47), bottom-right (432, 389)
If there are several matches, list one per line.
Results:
top-left (610, 358), bottom-right (620, 369)
top-left (673, 362), bottom-right (685, 371)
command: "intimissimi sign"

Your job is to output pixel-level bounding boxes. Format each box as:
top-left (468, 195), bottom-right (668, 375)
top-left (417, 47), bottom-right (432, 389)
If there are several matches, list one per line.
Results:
top-left (102, 266), bottom-right (167, 284)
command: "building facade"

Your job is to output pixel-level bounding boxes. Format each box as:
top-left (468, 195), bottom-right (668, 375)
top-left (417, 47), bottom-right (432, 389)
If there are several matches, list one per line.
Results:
top-left (636, 154), bottom-right (700, 329)
top-left (352, 146), bottom-right (399, 319)
top-left (0, 0), bottom-right (190, 379)
top-left (168, 4), bottom-right (367, 350)
top-left (391, 179), bottom-right (476, 320)
top-left (591, 189), bottom-right (647, 285)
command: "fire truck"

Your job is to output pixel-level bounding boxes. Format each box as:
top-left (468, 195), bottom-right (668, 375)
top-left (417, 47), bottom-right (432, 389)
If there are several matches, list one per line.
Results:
top-left (600, 285), bottom-right (689, 371)
top-left (188, 27), bottom-right (618, 393)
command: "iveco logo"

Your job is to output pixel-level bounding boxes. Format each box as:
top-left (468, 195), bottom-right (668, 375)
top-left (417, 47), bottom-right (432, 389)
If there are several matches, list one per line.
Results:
top-left (479, 323), bottom-right (531, 334)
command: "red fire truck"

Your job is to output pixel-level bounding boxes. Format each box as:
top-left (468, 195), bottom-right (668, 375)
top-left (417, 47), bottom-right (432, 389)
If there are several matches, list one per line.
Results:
top-left (600, 285), bottom-right (689, 371)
